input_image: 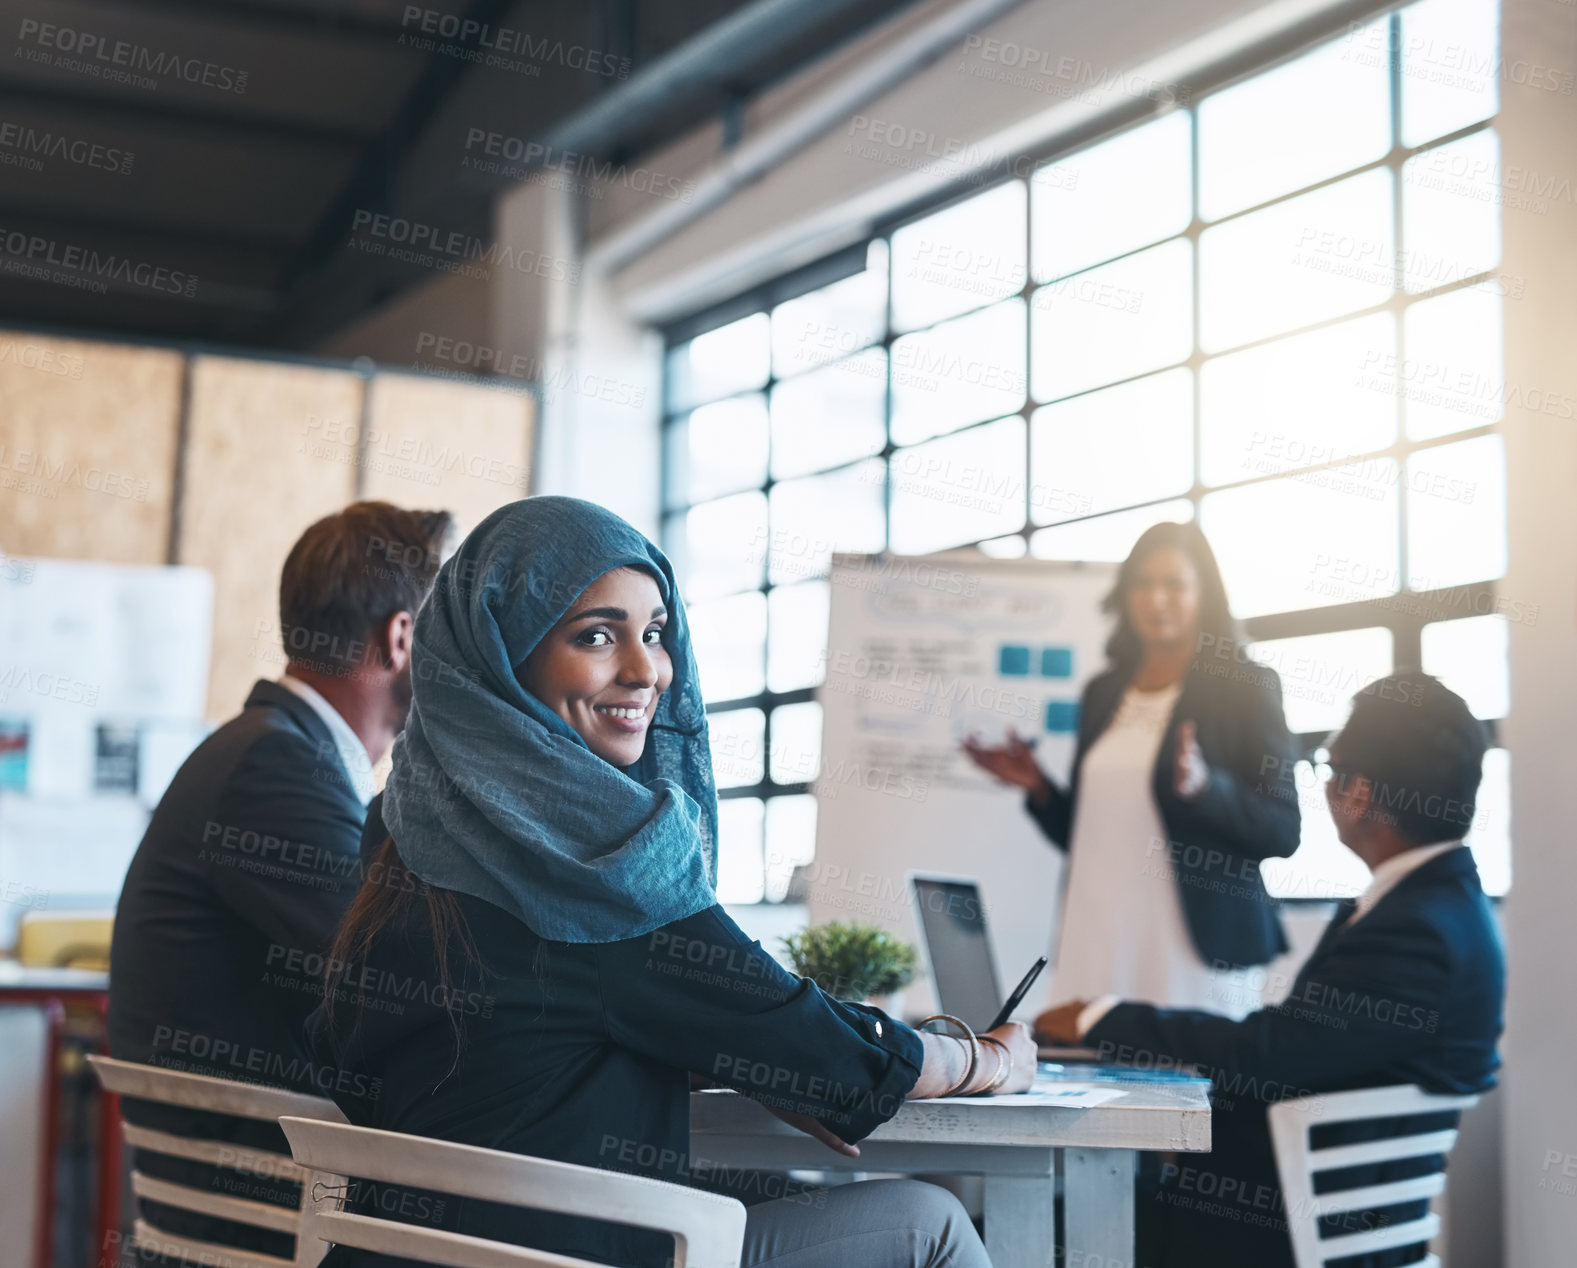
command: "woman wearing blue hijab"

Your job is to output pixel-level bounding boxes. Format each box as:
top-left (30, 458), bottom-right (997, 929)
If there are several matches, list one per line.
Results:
top-left (305, 496), bottom-right (1033, 1268)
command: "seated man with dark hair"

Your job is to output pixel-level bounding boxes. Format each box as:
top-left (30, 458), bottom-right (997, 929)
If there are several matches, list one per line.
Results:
top-left (1038, 673), bottom-right (1505, 1268)
top-left (108, 500), bottom-right (455, 1261)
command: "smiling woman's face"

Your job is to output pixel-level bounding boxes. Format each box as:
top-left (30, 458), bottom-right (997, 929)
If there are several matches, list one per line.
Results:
top-left (516, 566), bottom-right (674, 767)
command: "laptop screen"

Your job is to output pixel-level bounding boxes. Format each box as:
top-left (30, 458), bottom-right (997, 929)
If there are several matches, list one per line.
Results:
top-left (912, 877), bottom-right (1002, 1032)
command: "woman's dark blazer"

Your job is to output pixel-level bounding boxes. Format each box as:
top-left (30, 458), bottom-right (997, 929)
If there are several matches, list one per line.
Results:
top-left (1025, 656), bottom-right (1301, 969)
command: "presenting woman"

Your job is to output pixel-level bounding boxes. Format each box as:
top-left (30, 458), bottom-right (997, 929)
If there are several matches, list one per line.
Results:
top-left (962, 522), bottom-right (1300, 1021)
top-left (305, 496), bottom-right (1034, 1268)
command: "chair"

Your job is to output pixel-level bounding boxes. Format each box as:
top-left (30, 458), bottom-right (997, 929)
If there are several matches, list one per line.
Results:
top-left (281, 1115), bottom-right (748, 1268)
top-left (87, 1054), bottom-right (347, 1268)
top-left (1267, 1083), bottom-right (1480, 1268)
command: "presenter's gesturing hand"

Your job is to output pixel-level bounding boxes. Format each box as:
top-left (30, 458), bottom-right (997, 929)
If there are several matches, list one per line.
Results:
top-left (1173, 719), bottom-right (1210, 800)
top-left (962, 730), bottom-right (1054, 808)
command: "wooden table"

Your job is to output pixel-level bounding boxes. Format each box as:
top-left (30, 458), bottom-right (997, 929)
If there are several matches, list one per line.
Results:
top-left (691, 1070), bottom-right (1212, 1267)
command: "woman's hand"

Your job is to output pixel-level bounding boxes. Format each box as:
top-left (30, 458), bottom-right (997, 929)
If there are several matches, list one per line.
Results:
top-left (962, 730), bottom-right (1051, 802)
top-left (912, 1022), bottom-right (1037, 1097)
top-left (1173, 719), bottom-right (1210, 800)
top-left (978, 1022), bottom-right (1037, 1094)
top-left (1032, 1000), bottom-right (1090, 1045)
top-left (760, 1103), bottom-right (861, 1158)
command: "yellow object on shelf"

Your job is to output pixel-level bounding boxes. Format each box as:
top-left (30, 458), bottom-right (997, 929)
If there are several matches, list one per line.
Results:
top-left (16, 910), bottom-right (114, 971)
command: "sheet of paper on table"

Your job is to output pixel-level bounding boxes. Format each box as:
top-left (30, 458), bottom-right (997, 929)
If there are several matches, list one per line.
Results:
top-left (930, 1083), bottom-right (1129, 1108)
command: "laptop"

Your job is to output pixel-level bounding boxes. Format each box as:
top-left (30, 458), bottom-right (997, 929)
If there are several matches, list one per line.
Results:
top-left (909, 873), bottom-right (1002, 1033)
top-left (909, 872), bottom-right (1098, 1061)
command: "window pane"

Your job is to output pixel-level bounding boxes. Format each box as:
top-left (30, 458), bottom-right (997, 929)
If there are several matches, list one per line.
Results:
top-left (891, 299), bottom-right (1026, 446)
top-left (1248, 628), bottom-right (1393, 736)
top-left (682, 492), bottom-right (767, 602)
top-left (767, 581), bottom-right (830, 693)
top-left (772, 242), bottom-right (889, 379)
top-left (1403, 131), bottom-right (1502, 295)
top-left (1406, 435), bottom-right (1506, 589)
top-left (1031, 239), bottom-right (1192, 399)
top-left (710, 707), bottom-right (765, 789)
top-left (1031, 111), bottom-right (1192, 281)
top-left (1028, 501), bottom-right (1194, 562)
top-left (1422, 614), bottom-right (1509, 719)
top-left (1199, 169), bottom-right (1394, 353)
top-left (716, 797), bottom-right (765, 904)
top-left (768, 701), bottom-right (823, 785)
top-left (667, 395), bottom-right (768, 505)
top-left (891, 182), bottom-right (1027, 332)
top-left (889, 417), bottom-right (1027, 553)
top-left (666, 312), bottom-right (770, 412)
top-left (1466, 748), bottom-right (1510, 896)
top-left (1401, 0), bottom-right (1499, 148)
top-left (1201, 313), bottom-right (1397, 486)
top-left (1029, 368), bottom-right (1192, 525)
top-left (770, 350), bottom-right (886, 479)
top-left (764, 794), bottom-right (818, 903)
top-left (1201, 468), bottom-right (1400, 617)
top-left (1198, 24), bottom-right (1391, 221)
top-left (1403, 286), bottom-right (1504, 438)
top-left (689, 591), bottom-right (766, 703)
top-left (769, 461), bottom-right (886, 585)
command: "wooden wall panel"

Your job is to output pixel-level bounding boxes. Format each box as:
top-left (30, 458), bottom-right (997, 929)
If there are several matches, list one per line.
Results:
top-left (359, 374), bottom-right (534, 539)
top-left (178, 356), bottom-right (362, 721)
top-left (0, 331), bottom-right (182, 564)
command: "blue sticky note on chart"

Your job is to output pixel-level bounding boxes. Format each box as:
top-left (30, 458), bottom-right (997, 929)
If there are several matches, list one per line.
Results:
top-left (998, 645), bottom-right (1032, 676)
top-left (1039, 647), bottom-right (1073, 678)
top-left (1044, 700), bottom-right (1079, 733)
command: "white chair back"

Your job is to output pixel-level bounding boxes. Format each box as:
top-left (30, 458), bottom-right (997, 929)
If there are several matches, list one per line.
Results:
top-left (87, 1054), bottom-right (347, 1268)
top-left (1267, 1083), bottom-right (1479, 1268)
top-left (280, 1115), bottom-right (747, 1268)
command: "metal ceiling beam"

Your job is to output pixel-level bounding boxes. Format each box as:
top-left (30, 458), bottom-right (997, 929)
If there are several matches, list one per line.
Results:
top-left (548, 0), bottom-right (886, 158)
top-left (104, 0), bottom-right (421, 40)
top-left (265, 0), bottom-right (523, 338)
top-left (0, 201), bottom-right (300, 258)
top-left (0, 80), bottom-right (377, 150)
top-left (266, 0), bottom-right (920, 346)
top-left (588, 0), bottom-right (1029, 273)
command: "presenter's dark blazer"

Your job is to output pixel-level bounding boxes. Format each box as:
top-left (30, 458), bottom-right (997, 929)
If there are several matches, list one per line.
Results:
top-left (1026, 657), bottom-right (1300, 968)
top-left (1085, 845), bottom-right (1504, 1268)
top-left (108, 678), bottom-right (369, 1258)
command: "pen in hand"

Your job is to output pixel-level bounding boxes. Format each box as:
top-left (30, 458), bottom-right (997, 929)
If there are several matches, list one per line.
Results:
top-left (985, 955), bottom-right (1048, 1032)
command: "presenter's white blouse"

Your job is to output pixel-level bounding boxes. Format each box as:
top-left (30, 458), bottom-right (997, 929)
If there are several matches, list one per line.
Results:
top-left (1051, 680), bottom-right (1259, 1018)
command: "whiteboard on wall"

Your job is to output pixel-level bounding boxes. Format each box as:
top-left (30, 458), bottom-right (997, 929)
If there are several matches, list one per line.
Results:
top-left (0, 557), bottom-right (213, 797)
top-left (0, 557), bottom-right (213, 945)
top-left (808, 551), bottom-right (1118, 1020)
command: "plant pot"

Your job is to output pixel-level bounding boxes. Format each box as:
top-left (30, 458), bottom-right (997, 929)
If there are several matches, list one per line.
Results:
top-left (866, 989), bottom-right (906, 1018)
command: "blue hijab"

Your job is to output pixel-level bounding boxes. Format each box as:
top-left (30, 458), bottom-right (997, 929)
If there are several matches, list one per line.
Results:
top-left (382, 496), bottom-right (718, 943)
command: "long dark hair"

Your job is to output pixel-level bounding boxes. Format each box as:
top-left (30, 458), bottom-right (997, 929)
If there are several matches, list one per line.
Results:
top-left (323, 835), bottom-right (481, 1067)
top-left (1100, 521), bottom-right (1241, 675)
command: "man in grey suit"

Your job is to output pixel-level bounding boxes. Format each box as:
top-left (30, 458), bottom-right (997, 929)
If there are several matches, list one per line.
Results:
top-left (108, 500), bottom-right (454, 1260)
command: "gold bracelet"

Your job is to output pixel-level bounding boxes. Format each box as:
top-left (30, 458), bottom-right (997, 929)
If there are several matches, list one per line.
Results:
top-left (977, 1036), bottom-right (1013, 1094)
top-left (919, 1014), bottom-right (979, 1097)
top-left (965, 1034), bottom-right (1002, 1097)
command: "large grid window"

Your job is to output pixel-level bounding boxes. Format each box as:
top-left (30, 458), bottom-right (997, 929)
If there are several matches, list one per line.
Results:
top-left (663, 0), bottom-right (1507, 904)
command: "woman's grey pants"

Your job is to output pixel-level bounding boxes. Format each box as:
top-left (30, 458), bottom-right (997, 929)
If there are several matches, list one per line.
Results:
top-left (741, 1178), bottom-right (993, 1267)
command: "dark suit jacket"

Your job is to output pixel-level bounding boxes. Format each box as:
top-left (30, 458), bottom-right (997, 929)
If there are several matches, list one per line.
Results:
top-left (1026, 657), bottom-right (1301, 968)
top-left (1086, 845), bottom-right (1504, 1268)
top-left (108, 679), bottom-right (369, 1256)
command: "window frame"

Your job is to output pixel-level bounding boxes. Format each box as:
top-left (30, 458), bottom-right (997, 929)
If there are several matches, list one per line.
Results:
top-left (661, 5), bottom-right (1507, 904)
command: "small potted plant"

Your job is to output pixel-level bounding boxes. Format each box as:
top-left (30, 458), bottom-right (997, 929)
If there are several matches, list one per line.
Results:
top-left (781, 922), bottom-right (917, 1016)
